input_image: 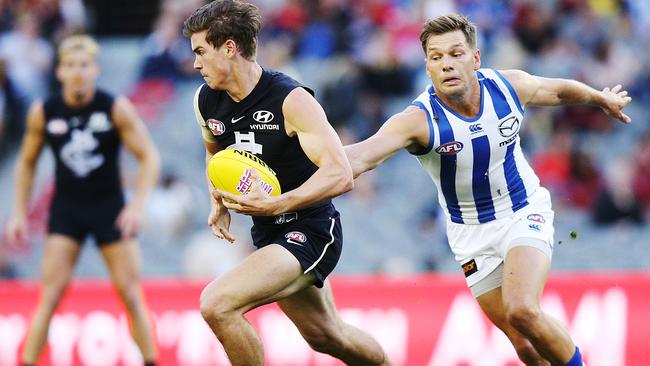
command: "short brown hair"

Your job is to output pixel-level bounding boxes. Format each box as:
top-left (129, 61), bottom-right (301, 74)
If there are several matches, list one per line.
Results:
top-left (182, 0), bottom-right (261, 60)
top-left (420, 14), bottom-right (477, 53)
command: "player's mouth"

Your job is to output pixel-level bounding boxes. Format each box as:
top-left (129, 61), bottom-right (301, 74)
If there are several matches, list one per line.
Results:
top-left (442, 77), bottom-right (461, 85)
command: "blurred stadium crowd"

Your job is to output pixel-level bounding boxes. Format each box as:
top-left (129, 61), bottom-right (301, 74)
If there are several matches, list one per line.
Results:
top-left (1, 0), bottom-right (650, 279)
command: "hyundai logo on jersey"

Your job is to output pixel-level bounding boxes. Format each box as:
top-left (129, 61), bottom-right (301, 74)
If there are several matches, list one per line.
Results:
top-left (498, 116), bottom-right (520, 137)
top-left (253, 110), bottom-right (274, 123)
top-left (435, 141), bottom-right (464, 155)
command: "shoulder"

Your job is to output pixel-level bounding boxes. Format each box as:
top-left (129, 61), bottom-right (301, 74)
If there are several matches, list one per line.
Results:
top-left (497, 69), bottom-right (540, 104)
top-left (267, 69), bottom-right (315, 97)
top-left (111, 95), bottom-right (140, 128)
top-left (26, 100), bottom-right (46, 130)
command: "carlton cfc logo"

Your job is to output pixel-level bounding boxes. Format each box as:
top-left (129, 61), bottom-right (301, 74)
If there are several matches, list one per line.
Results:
top-left (207, 119), bottom-right (225, 136)
top-left (435, 141), bottom-right (464, 155)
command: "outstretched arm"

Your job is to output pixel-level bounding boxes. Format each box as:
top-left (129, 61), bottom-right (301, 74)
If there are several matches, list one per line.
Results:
top-left (113, 96), bottom-right (161, 238)
top-left (501, 69), bottom-right (632, 123)
top-left (346, 106), bottom-right (430, 178)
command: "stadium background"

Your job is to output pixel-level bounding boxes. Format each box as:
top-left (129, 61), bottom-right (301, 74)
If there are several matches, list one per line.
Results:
top-left (0, 0), bottom-right (649, 365)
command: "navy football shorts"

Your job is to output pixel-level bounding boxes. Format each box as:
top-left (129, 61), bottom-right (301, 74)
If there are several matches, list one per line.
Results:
top-left (251, 203), bottom-right (343, 288)
top-left (48, 194), bottom-right (125, 245)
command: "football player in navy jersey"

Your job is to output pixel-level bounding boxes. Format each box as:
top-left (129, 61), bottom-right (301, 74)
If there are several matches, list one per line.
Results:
top-left (346, 14), bottom-right (630, 366)
top-left (6, 35), bottom-right (159, 366)
top-left (183, 1), bottom-right (390, 365)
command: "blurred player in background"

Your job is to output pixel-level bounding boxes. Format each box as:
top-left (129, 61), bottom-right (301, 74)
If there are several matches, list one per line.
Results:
top-left (183, 1), bottom-right (390, 365)
top-left (346, 14), bottom-right (631, 366)
top-left (6, 35), bottom-right (160, 366)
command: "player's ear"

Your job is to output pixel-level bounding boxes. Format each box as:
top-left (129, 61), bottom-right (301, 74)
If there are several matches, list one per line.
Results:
top-left (224, 39), bottom-right (237, 58)
top-left (473, 48), bottom-right (481, 71)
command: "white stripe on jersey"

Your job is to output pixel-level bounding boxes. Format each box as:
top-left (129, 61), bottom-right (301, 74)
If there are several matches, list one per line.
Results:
top-left (193, 83), bottom-right (217, 144)
top-left (412, 68), bottom-right (540, 224)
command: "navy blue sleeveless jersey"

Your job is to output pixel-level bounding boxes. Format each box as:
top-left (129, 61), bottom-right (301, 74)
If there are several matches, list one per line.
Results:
top-left (43, 89), bottom-right (122, 202)
top-left (193, 69), bottom-right (331, 222)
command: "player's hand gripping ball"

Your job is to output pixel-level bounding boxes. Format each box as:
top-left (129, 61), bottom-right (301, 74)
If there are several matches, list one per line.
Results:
top-left (208, 149), bottom-right (281, 198)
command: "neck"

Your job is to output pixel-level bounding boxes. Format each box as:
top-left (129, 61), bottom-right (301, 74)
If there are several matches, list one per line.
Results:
top-left (226, 62), bottom-right (263, 102)
top-left (437, 78), bottom-right (481, 118)
top-left (62, 87), bottom-right (95, 108)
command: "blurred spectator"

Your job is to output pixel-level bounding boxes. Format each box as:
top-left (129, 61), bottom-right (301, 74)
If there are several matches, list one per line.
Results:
top-left (512, 3), bottom-right (556, 54)
top-left (533, 127), bottom-right (573, 196)
top-left (139, 12), bottom-right (194, 82)
top-left (565, 148), bottom-right (602, 208)
top-left (632, 132), bottom-right (650, 208)
top-left (592, 159), bottom-right (644, 225)
top-left (0, 58), bottom-right (26, 160)
top-left (0, 12), bottom-right (53, 100)
top-left (144, 172), bottom-right (196, 245)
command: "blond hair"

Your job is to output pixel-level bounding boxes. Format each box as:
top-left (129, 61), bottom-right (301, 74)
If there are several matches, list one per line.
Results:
top-left (420, 14), bottom-right (477, 53)
top-left (58, 35), bottom-right (100, 60)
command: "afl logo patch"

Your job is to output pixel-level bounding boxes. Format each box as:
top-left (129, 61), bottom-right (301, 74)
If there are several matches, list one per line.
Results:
top-left (498, 116), bottom-right (520, 138)
top-left (47, 118), bottom-right (68, 135)
top-left (285, 231), bottom-right (306, 244)
top-left (435, 141), bottom-right (464, 155)
top-left (527, 213), bottom-right (546, 223)
top-left (207, 119), bottom-right (225, 136)
top-left (253, 110), bottom-right (274, 123)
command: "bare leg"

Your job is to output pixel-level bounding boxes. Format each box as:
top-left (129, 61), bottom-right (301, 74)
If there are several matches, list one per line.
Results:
top-left (278, 280), bottom-right (390, 366)
top-left (101, 240), bottom-right (157, 362)
top-left (22, 235), bottom-right (81, 364)
top-left (502, 246), bottom-right (576, 365)
top-left (476, 286), bottom-right (549, 366)
top-left (199, 244), bottom-right (316, 366)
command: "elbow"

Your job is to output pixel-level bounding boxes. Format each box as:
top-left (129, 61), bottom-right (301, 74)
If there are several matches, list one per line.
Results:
top-left (336, 165), bottom-right (354, 195)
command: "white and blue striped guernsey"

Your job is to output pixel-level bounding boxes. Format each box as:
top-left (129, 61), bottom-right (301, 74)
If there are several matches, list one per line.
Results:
top-left (411, 68), bottom-right (540, 225)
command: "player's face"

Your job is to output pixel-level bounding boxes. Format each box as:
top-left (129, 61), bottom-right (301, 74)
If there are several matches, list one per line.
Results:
top-left (424, 30), bottom-right (480, 98)
top-left (56, 50), bottom-right (99, 96)
top-left (191, 31), bottom-right (233, 90)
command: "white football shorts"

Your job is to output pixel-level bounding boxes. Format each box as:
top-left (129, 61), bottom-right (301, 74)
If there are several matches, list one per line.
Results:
top-left (446, 187), bottom-right (555, 295)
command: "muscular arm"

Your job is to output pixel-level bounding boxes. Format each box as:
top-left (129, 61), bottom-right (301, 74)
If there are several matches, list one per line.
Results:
top-left (275, 87), bottom-right (353, 212)
top-left (12, 101), bottom-right (46, 217)
top-left (113, 96), bottom-right (160, 210)
top-left (345, 106), bottom-right (430, 178)
top-left (501, 69), bottom-right (632, 123)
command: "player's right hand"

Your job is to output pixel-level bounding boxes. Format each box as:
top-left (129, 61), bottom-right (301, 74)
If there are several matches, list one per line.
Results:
top-left (208, 196), bottom-right (235, 243)
top-left (5, 215), bottom-right (28, 248)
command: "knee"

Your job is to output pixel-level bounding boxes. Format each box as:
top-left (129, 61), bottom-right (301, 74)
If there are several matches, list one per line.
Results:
top-left (114, 283), bottom-right (143, 313)
top-left (506, 302), bottom-right (542, 333)
top-left (301, 325), bottom-right (343, 354)
top-left (39, 281), bottom-right (71, 312)
top-left (513, 340), bottom-right (545, 365)
top-left (199, 285), bottom-right (238, 326)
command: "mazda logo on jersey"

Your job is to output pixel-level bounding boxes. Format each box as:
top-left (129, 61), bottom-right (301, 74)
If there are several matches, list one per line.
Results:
top-left (498, 116), bottom-right (520, 137)
top-left (435, 141), bottom-right (464, 155)
top-left (207, 119), bottom-right (225, 136)
top-left (253, 110), bottom-right (274, 123)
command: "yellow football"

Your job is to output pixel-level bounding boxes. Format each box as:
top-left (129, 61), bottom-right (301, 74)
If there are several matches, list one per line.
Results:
top-left (208, 149), bottom-right (281, 197)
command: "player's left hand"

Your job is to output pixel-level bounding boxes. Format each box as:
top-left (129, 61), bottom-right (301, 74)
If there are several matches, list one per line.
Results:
top-left (216, 169), bottom-right (281, 216)
top-left (600, 84), bottom-right (632, 124)
top-left (116, 204), bottom-right (144, 239)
